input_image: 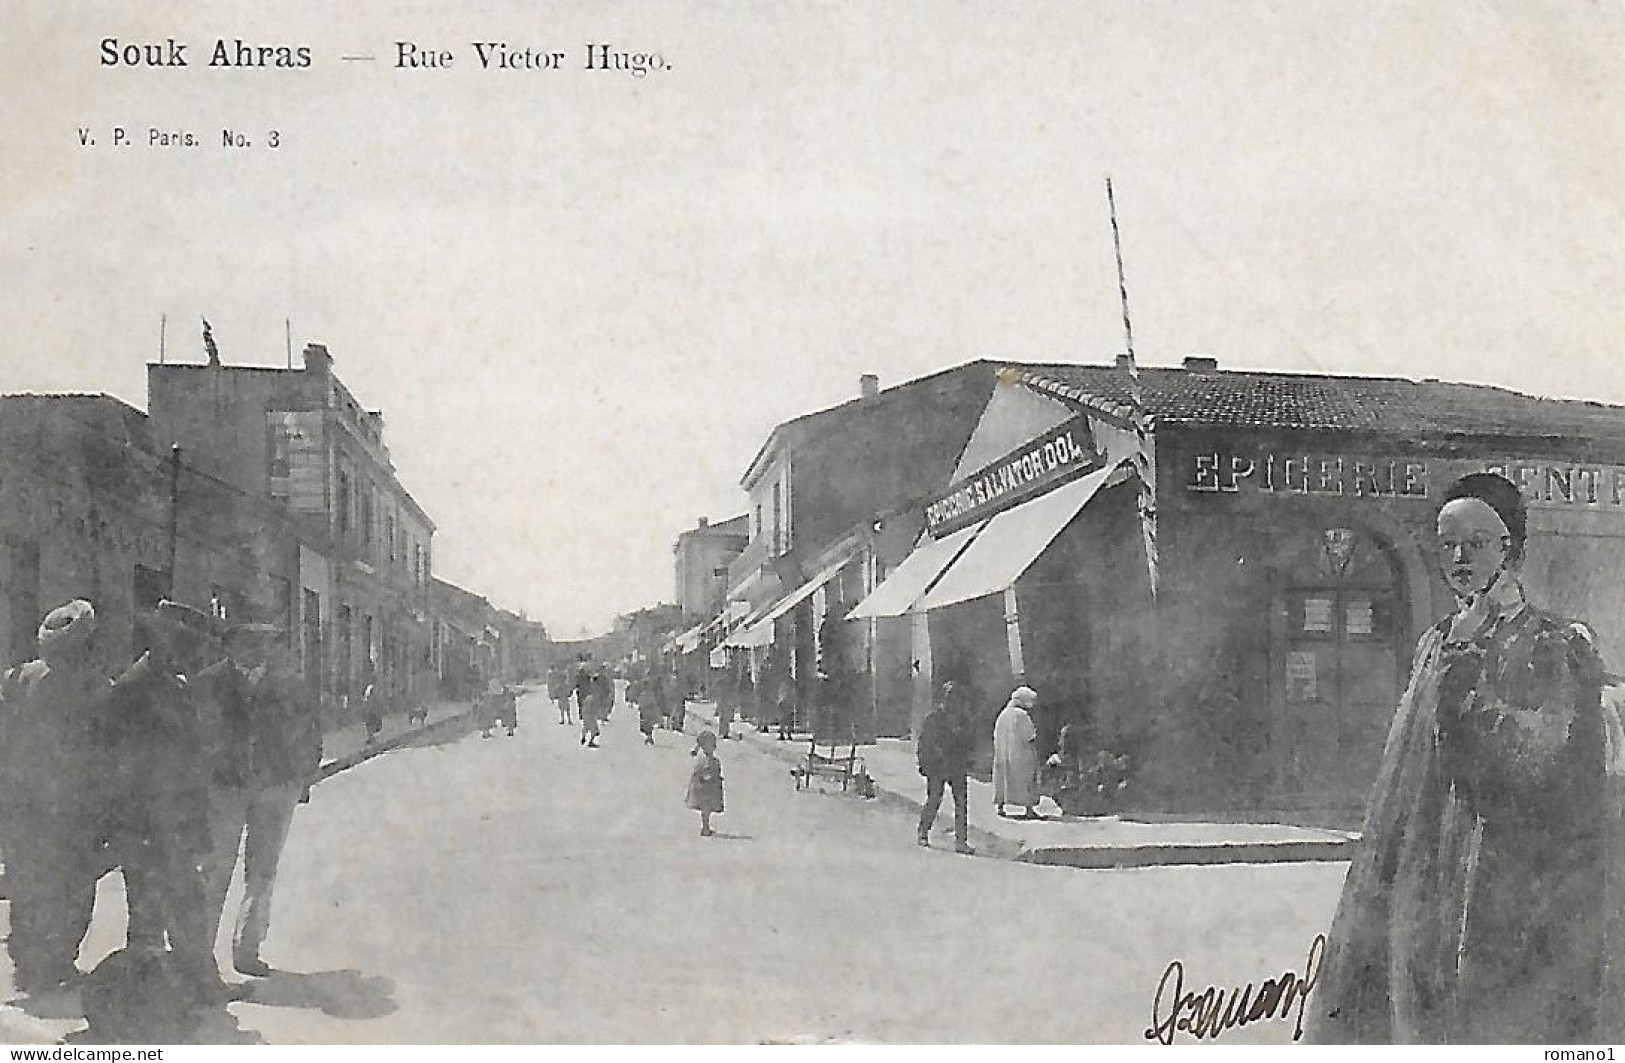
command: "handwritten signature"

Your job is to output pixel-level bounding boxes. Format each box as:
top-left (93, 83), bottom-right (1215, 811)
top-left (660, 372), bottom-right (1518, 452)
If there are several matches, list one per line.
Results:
top-left (1144, 934), bottom-right (1325, 1045)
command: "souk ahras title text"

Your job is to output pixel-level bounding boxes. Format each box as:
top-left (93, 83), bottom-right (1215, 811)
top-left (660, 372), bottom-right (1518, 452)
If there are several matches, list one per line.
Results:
top-left (101, 38), bottom-right (313, 69)
top-left (99, 38), bottom-right (671, 77)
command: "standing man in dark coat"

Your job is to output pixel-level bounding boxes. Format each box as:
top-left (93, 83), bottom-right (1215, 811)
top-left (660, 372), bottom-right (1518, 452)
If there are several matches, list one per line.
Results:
top-left (104, 600), bottom-right (229, 1004)
top-left (193, 638), bottom-right (253, 967)
top-left (0, 600), bottom-right (107, 1010)
top-left (916, 681), bottom-right (975, 854)
top-left (229, 623), bottom-right (322, 976)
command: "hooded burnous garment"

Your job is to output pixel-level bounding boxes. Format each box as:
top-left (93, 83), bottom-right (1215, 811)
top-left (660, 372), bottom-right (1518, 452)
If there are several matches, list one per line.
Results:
top-left (1307, 580), bottom-right (1625, 1044)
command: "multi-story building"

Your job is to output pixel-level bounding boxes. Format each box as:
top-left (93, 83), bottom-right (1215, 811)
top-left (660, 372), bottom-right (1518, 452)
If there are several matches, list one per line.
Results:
top-left (148, 342), bottom-right (436, 712)
top-left (721, 364), bottom-right (999, 735)
top-left (431, 577), bottom-right (495, 699)
top-left (673, 515), bottom-right (747, 623)
top-left (0, 394), bottom-right (305, 677)
top-left (492, 606), bottom-right (550, 683)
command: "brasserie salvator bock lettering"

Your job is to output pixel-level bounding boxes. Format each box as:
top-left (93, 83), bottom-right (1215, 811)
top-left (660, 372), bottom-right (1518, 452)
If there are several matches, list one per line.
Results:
top-left (926, 429), bottom-right (1090, 528)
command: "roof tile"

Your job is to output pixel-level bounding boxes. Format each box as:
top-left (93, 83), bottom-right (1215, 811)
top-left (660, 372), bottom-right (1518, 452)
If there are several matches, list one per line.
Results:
top-left (1009, 363), bottom-right (1625, 441)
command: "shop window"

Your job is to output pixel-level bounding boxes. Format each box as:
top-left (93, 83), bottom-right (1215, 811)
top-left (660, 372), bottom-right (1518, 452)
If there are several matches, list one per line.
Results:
top-left (1343, 595), bottom-right (1393, 641)
top-left (267, 422), bottom-right (291, 479)
top-left (1289, 593), bottom-right (1336, 638)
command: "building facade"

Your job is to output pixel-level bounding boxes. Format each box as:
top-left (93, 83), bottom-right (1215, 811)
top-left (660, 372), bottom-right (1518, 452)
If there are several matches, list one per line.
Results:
top-left (720, 365), bottom-right (998, 736)
top-left (148, 342), bottom-right (436, 714)
top-left (0, 394), bottom-right (305, 680)
top-left (673, 515), bottom-right (748, 623)
top-left (853, 358), bottom-right (1625, 817)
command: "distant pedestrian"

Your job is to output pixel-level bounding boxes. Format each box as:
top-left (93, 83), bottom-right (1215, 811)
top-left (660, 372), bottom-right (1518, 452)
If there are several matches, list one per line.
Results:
top-left (548, 664), bottom-right (573, 725)
top-left (478, 686), bottom-right (496, 739)
top-left (360, 679), bottom-right (384, 745)
top-left (916, 681), bottom-right (974, 854)
top-left (670, 683), bottom-right (687, 732)
top-left (496, 684), bottom-right (519, 736)
top-left (635, 672), bottom-right (660, 744)
top-left (737, 667), bottom-right (755, 735)
top-left (593, 668), bottom-right (615, 723)
top-left (576, 662), bottom-right (602, 748)
top-left (993, 686), bottom-right (1042, 820)
top-left (686, 729), bottom-right (725, 836)
top-left (775, 673), bottom-right (794, 741)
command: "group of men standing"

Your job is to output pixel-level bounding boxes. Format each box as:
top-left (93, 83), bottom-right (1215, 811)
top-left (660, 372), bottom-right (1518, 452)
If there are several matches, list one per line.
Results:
top-left (0, 596), bottom-right (322, 1015)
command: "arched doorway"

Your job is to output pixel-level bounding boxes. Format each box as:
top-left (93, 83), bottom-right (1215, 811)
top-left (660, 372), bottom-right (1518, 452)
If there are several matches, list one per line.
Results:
top-left (1272, 523), bottom-right (1407, 810)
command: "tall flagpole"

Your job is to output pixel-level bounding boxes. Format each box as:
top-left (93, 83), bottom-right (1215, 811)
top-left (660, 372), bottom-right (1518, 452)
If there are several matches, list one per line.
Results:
top-left (1105, 176), bottom-right (1157, 600)
top-left (1106, 176), bottom-right (1141, 415)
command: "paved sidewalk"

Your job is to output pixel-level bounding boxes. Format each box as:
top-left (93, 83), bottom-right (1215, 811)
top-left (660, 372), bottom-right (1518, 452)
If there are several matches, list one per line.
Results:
top-left (683, 699), bottom-right (1358, 869)
top-left (320, 698), bottom-right (477, 773)
top-left (314, 687), bottom-right (544, 782)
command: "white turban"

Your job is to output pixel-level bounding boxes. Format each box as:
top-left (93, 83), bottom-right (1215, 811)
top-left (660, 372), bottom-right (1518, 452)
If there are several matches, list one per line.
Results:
top-left (38, 599), bottom-right (96, 657)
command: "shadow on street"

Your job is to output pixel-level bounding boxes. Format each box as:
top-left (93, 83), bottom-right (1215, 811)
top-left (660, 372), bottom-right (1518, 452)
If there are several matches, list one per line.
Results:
top-left (237, 968), bottom-right (399, 1020)
top-left (64, 949), bottom-right (262, 1045)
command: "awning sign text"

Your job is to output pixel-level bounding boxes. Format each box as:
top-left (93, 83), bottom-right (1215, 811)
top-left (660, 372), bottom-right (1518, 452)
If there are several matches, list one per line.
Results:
top-left (927, 419), bottom-right (1098, 534)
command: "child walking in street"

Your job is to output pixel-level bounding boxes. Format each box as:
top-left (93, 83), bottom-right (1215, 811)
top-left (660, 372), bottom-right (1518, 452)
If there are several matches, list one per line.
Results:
top-left (686, 730), bottom-right (725, 837)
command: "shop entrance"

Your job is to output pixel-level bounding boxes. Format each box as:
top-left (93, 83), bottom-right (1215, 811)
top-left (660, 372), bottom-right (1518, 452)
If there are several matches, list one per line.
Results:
top-left (1274, 528), bottom-right (1404, 808)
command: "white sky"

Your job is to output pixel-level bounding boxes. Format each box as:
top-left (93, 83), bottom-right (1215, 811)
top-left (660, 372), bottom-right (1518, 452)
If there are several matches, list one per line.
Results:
top-left (4, 1), bottom-right (1625, 637)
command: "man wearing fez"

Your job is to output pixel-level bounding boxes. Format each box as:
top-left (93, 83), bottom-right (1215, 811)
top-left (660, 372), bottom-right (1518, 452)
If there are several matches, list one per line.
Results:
top-left (226, 621), bottom-right (321, 976)
top-left (0, 600), bottom-right (106, 1009)
top-left (103, 599), bottom-right (229, 1004)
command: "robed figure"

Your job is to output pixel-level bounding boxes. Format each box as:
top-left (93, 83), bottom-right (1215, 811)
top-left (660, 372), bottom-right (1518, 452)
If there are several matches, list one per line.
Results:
top-left (1307, 473), bottom-right (1625, 1044)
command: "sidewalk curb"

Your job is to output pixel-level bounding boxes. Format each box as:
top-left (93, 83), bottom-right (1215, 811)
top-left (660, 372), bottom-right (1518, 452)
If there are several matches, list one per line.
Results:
top-left (314, 702), bottom-right (482, 784)
top-left (683, 701), bottom-right (1356, 870)
top-left (1015, 838), bottom-right (1354, 869)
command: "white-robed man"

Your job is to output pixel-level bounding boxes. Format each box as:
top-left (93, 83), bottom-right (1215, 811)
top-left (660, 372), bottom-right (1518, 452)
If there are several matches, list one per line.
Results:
top-left (992, 685), bottom-right (1041, 820)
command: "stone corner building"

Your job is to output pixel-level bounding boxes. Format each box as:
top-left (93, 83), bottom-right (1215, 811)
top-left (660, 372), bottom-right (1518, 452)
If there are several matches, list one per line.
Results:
top-left (0, 392), bottom-right (302, 679)
top-left (146, 342), bottom-right (436, 713)
top-left (851, 357), bottom-right (1625, 817)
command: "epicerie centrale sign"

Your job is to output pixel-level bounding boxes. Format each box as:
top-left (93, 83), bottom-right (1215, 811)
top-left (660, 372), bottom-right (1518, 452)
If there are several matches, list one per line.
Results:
top-left (1186, 451), bottom-right (1625, 509)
